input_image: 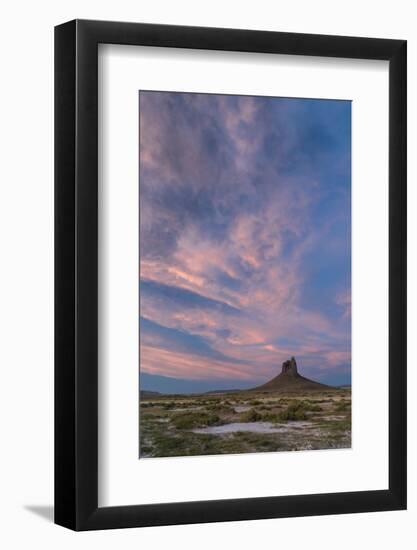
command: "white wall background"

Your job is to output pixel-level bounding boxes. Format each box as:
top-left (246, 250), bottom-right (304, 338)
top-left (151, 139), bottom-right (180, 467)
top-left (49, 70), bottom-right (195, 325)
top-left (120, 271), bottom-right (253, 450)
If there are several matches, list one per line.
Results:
top-left (0, 1), bottom-right (415, 548)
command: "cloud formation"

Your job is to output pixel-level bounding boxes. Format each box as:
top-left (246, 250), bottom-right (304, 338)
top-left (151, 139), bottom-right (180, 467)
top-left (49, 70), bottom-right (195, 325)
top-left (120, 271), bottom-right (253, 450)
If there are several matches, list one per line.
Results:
top-left (139, 91), bottom-right (351, 386)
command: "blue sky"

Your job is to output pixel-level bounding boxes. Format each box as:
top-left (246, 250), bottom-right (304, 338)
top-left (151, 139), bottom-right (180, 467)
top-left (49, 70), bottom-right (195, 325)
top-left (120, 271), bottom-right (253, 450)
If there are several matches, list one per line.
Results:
top-left (139, 91), bottom-right (351, 391)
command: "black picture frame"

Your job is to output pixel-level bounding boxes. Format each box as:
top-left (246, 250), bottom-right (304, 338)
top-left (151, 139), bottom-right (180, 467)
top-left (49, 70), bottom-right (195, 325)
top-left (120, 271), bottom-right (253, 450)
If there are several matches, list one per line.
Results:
top-left (55, 19), bottom-right (407, 531)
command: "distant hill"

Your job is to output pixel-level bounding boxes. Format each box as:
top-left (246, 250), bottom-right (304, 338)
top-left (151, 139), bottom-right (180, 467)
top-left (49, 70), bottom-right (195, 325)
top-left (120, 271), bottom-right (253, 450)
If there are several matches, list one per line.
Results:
top-left (140, 372), bottom-right (255, 395)
top-left (140, 390), bottom-right (162, 400)
top-left (251, 357), bottom-right (334, 393)
top-left (204, 388), bottom-right (243, 395)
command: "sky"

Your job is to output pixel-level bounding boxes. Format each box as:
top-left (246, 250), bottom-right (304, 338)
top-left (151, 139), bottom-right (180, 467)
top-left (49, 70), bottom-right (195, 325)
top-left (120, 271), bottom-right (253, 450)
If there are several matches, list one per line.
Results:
top-left (139, 91), bottom-right (351, 392)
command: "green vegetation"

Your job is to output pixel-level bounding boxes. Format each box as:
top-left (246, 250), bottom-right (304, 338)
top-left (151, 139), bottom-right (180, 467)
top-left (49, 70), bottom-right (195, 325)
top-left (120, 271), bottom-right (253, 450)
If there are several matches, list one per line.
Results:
top-left (278, 402), bottom-right (308, 421)
top-left (335, 400), bottom-right (351, 412)
top-left (140, 389), bottom-right (351, 458)
top-left (171, 411), bottom-right (222, 429)
top-left (240, 408), bottom-right (263, 422)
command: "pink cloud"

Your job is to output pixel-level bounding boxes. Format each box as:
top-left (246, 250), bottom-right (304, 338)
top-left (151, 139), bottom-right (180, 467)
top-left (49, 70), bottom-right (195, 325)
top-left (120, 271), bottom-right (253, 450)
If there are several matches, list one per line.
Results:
top-left (139, 92), bottom-right (351, 384)
top-left (141, 345), bottom-right (258, 381)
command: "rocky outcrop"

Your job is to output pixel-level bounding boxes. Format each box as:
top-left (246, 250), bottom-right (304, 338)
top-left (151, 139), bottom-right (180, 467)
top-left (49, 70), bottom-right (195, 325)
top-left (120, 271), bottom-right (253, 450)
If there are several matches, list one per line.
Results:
top-left (281, 357), bottom-right (298, 376)
top-left (251, 357), bottom-right (334, 393)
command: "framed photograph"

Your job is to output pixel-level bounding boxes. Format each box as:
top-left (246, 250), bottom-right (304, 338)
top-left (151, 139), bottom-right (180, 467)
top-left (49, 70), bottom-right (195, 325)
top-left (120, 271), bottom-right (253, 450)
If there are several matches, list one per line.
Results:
top-left (55, 19), bottom-right (406, 530)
